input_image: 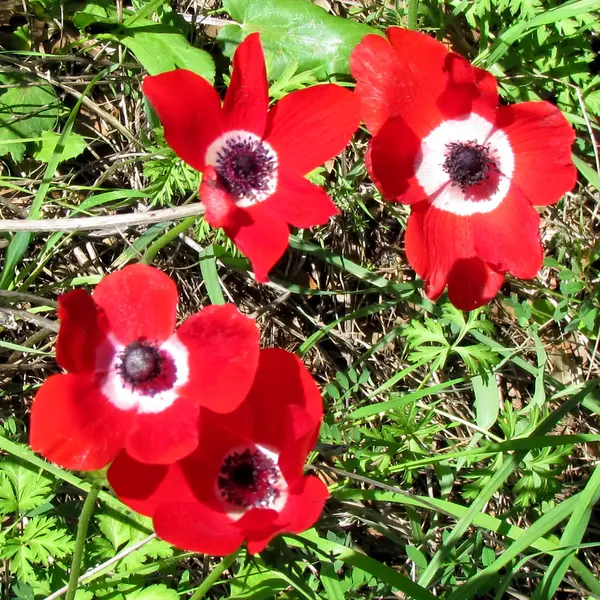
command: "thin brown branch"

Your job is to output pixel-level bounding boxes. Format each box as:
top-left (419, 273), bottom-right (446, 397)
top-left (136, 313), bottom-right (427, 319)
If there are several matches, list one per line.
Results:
top-left (0, 204), bottom-right (206, 233)
top-left (0, 307), bottom-right (59, 332)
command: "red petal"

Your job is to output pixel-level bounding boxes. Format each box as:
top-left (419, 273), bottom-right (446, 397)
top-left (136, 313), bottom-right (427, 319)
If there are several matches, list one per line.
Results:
top-left (224, 203), bottom-right (290, 282)
top-left (405, 203), bottom-right (508, 310)
top-left (405, 202), bottom-right (475, 301)
top-left (223, 33), bottom-right (268, 136)
top-left (30, 374), bottom-right (133, 471)
top-left (108, 452), bottom-right (198, 516)
top-left (125, 396), bottom-right (200, 464)
top-left (245, 476), bottom-right (329, 554)
top-left (473, 185), bottom-right (542, 279)
top-left (242, 349), bottom-right (323, 478)
top-left (350, 33), bottom-right (407, 135)
top-left (440, 53), bottom-right (498, 122)
top-left (495, 102), bottom-right (576, 206)
top-left (265, 84), bottom-right (360, 175)
top-left (351, 29), bottom-right (448, 137)
top-left (176, 304), bottom-right (260, 413)
top-left (93, 264), bottom-right (178, 346)
top-left (446, 258), bottom-right (506, 311)
top-left (153, 500), bottom-right (244, 555)
top-left (56, 289), bottom-right (108, 374)
top-left (264, 170), bottom-right (339, 228)
top-left (143, 70), bottom-right (223, 171)
top-left (200, 165), bottom-right (238, 229)
top-left (193, 409), bottom-right (255, 471)
top-left (368, 116), bottom-right (428, 203)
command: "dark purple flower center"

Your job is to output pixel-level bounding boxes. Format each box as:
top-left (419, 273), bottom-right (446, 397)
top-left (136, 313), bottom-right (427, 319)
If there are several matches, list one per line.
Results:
top-left (218, 447), bottom-right (280, 509)
top-left (443, 141), bottom-right (496, 190)
top-left (120, 340), bottom-right (161, 384)
top-left (116, 339), bottom-right (177, 397)
top-left (215, 137), bottom-right (276, 198)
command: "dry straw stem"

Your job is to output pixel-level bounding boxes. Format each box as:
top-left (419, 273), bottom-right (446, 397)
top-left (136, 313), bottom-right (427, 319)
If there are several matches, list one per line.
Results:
top-left (0, 204), bottom-right (206, 233)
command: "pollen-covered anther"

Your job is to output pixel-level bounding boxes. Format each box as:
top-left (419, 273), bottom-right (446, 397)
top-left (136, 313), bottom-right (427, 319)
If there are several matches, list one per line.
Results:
top-left (119, 340), bottom-right (162, 385)
top-left (206, 131), bottom-right (278, 207)
top-left (443, 140), bottom-right (497, 190)
top-left (217, 446), bottom-right (283, 510)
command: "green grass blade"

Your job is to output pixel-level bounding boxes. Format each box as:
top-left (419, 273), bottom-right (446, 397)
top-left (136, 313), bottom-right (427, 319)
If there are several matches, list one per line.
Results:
top-left (334, 488), bottom-right (600, 596)
top-left (531, 464), bottom-right (600, 600)
top-left (0, 64), bottom-right (121, 289)
top-left (346, 378), bottom-right (464, 420)
top-left (417, 382), bottom-right (598, 588)
top-left (294, 530), bottom-right (438, 600)
top-left (475, 0), bottom-right (600, 67)
top-left (200, 243), bottom-right (226, 305)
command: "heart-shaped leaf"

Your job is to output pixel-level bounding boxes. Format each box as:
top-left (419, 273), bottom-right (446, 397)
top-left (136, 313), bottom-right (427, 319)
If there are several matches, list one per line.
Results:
top-left (115, 21), bottom-right (215, 82)
top-left (219, 0), bottom-right (381, 80)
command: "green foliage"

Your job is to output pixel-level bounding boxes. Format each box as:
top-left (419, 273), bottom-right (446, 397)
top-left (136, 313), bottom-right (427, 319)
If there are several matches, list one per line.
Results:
top-left (219, 0), bottom-right (381, 79)
top-left (33, 130), bottom-right (88, 164)
top-left (0, 73), bottom-right (60, 160)
top-left (115, 21), bottom-right (215, 82)
top-left (0, 459), bottom-right (54, 516)
top-left (0, 516), bottom-right (74, 584)
top-left (2, 0), bottom-right (600, 598)
top-left (404, 304), bottom-right (498, 372)
top-left (73, 0), bottom-right (215, 81)
top-left (127, 584), bottom-right (178, 599)
top-left (0, 459), bottom-right (71, 593)
top-left (268, 61), bottom-right (322, 100)
top-left (91, 512), bottom-right (173, 574)
top-left (143, 146), bottom-right (200, 206)
top-left (463, 403), bottom-right (573, 507)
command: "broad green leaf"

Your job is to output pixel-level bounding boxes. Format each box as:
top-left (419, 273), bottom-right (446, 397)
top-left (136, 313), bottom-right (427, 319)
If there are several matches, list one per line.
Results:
top-left (472, 373), bottom-right (500, 430)
top-left (219, 0), bottom-right (380, 79)
top-left (405, 545), bottom-right (428, 569)
top-left (126, 584), bottom-right (179, 600)
top-left (115, 21), bottom-right (215, 82)
top-left (33, 130), bottom-right (87, 164)
top-left (229, 558), bottom-right (288, 599)
top-left (0, 73), bottom-right (60, 161)
top-left (97, 514), bottom-right (131, 551)
top-left (72, 0), bottom-right (117, 29)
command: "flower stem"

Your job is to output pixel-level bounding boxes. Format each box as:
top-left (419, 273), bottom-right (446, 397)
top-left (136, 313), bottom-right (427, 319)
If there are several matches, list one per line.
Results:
top-left (189, 549), bottom-right (240, 600)
top-left (407, 0), bottom-right (419, 29)
top-left (65, 484), bottom-right (100, 600)
top-left (140, 216), bottom-right (197, 265)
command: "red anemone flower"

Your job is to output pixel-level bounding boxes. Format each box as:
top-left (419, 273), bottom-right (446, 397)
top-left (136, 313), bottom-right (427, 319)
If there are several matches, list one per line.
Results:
top-left (29, 264), bottom-right (260, 470)
top-left (107, 349), bottom-right (328, 556)
top-left (351, 28), bottom-right (576, 310)
top-left (143, 33), bottom-right (360, 282)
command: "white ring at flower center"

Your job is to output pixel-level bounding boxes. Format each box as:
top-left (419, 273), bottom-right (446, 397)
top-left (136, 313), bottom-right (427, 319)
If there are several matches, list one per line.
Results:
top-left (205, 130), bottom-right (278, 208)
top-left (98, 333), bottom-right (189, 414)
top-left (414, 113), bottom-right (515, 216)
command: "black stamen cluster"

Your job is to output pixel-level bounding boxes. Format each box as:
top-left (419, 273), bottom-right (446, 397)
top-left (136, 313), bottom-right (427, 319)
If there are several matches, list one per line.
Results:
top-left (215, 137), bottom-right (276, 198)
top-left (443, 140), bottom-right (496, 190)
top-left (218, 448), bottom-right (280, 509)
top-left (118, 340), bottom-right (162, 386)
